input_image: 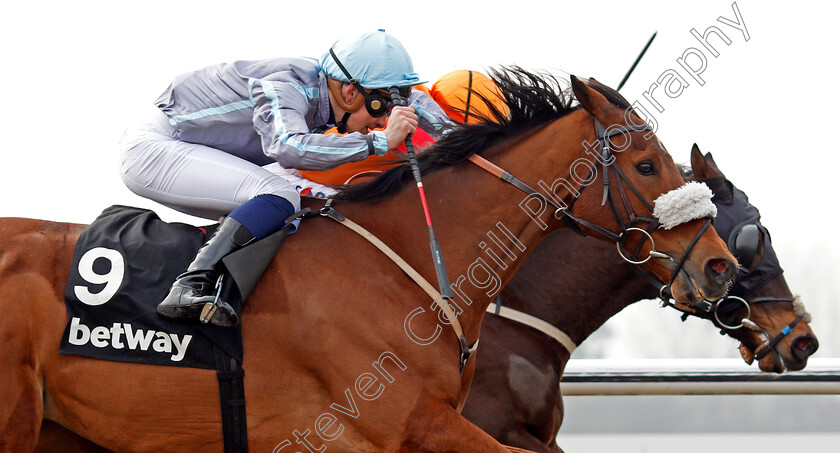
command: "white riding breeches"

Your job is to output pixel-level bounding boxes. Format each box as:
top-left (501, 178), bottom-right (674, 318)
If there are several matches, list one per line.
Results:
top-left (119, 109), bottom-right (302, 221)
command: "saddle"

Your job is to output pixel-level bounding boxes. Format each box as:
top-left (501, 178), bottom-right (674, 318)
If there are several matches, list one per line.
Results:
top-left (59, 205), bottom-right (292, 453)
top-left (60, 205), bottom-right (287, 369)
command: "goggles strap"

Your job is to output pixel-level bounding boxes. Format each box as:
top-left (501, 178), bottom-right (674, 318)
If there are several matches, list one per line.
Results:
top-left (329, 47), bottom-right (376, 106)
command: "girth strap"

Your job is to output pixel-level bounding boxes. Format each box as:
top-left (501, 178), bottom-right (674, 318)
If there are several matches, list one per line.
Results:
top-left (290, 205), bottom-right (479, 372)
top-left (214, 344), bottom-right (248, 453)
top-left (485, 301), bottom-right (577, 354)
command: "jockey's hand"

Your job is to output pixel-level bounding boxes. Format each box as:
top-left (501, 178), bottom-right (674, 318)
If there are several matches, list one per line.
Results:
top-left (384, 106), bottom-right (418, 150)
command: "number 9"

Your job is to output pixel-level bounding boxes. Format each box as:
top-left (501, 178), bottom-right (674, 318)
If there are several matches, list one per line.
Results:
top-left (73, 247), bottom-right (125, 306)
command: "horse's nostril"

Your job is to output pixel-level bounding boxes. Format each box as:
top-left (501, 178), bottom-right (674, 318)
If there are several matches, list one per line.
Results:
top-left (792, 335), bottom-right (819, 358)
top-left (795, 337), bottom-right (810, 351)
top-left (708, 258), bottom-right (728, 275)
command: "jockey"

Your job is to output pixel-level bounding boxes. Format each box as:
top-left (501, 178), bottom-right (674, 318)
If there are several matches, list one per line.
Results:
top-left (119, 30), bottom-right (453, 327)
top-left (296, 69), bottom-right (509, 187)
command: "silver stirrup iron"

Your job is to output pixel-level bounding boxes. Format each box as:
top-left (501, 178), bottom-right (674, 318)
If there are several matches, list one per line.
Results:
top-left (200, 274), bottom-right (224, 324)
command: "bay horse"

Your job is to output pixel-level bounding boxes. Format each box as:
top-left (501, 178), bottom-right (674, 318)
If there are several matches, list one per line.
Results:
top-left (0, 69), bottom-right (737, 452)
top-left (460, 145), bottom-right (819, 452)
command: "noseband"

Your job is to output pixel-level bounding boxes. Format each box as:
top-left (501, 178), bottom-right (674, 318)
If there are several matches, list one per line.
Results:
top-left (743, 296), bottom-right (805, 361)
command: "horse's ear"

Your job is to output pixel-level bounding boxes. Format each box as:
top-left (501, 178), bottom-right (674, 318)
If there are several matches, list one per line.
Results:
top-left (703, 152), bottom-right (724, 177)
top-left (571, 75), bottom-right (615, 122)
top-left (690, 144), bottom-right (708, 179)
top-left (690, 144), bottom-right (725, 180)
top-left (588, 77), bottom-right (608, 91)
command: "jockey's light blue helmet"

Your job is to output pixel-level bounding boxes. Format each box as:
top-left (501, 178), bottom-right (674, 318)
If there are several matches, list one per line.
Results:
top-left (320, 29), bottom-right (425, 89)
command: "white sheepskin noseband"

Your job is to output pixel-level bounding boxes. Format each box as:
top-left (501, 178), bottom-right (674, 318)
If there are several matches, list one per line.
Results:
top-left (653, 181), bottom-right (717, 230)
top-left (793, 295), bottom-right (813, 323)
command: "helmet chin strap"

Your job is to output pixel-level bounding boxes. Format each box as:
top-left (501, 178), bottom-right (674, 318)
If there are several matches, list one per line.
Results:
top-left (336, 111), bottom-right (352, 134)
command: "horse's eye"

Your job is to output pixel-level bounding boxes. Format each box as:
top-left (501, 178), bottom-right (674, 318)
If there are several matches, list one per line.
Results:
top-left (636, 161), bottom-right (656, 175)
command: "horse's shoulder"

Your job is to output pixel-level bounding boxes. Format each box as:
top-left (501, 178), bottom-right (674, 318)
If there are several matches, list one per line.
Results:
top-left (0, 217), bottom-right (83, 277)
top-left (0, 217), bottom-right (84, 236)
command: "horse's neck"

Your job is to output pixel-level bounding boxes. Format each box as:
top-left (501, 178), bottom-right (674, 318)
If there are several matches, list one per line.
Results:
top-left (501, 230), bottom-right (658, 346)
top-left (337, 112), bottom-right (593, 341)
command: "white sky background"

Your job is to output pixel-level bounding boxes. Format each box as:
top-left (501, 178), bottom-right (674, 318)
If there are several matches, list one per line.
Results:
top-left (1, 0), bottom-right (837, 357)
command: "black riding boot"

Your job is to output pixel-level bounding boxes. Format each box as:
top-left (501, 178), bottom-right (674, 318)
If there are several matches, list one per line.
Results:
top-left (157, 217), bottom-right (255, 327)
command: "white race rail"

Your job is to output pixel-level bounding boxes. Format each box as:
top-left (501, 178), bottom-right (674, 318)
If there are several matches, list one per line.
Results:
top-left (561, 358), bottom-right (840, 395)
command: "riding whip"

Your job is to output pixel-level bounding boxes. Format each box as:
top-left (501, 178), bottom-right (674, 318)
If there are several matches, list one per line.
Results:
top-left (389, 87), bottom-right (454, 301)
top-left (617, 32), bottom-right (657, 91)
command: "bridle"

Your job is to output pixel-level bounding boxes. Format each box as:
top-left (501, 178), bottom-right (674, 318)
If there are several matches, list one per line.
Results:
top-left (649, 178), bottom-right (805, 362)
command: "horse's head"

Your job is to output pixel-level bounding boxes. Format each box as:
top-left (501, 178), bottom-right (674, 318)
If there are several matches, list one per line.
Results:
top-left (567, 76), bottom-right (737, 304)
top-left (684, 145), bottom-right (818, 372)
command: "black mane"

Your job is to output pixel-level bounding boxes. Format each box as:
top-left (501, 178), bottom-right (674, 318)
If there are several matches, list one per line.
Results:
top-left (335, 66), bottom-right (577, 202)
